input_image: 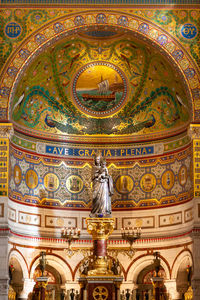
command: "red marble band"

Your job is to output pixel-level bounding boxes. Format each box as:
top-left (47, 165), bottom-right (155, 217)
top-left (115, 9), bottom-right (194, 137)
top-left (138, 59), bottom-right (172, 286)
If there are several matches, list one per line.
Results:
top-left (93, 239), bottom-right (107, 257)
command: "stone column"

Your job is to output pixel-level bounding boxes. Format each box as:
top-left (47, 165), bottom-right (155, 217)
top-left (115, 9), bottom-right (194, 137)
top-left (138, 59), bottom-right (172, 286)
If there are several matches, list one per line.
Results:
top-left (60, 285), bottom-right (66, 300)
top-left (0, 224), bottom-right (9, 300)
top-left (0, 277), bottom-right (9, 300)
top-left (190, 129), bottom-right (200, 299)
top-left (0, 124), bottom-right (13, 300)
top-left (148, 289), bottom-right (152, 300)
top-left (164, 279), bottom-right (181, 300)
top-left (192, 229), bottom-right (200, 300)
top-left (66, 289), bottom-right (70, 300)
top-left (131, 289), bottom-right (136, 300)
top-left (18, 278), bottom-right (35, 300)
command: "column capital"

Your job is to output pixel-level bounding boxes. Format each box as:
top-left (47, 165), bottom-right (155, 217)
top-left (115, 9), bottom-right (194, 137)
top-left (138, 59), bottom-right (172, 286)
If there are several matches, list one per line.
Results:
top-left (192, 228), bottom-right (200, 238)
top-left (0, 278), bottom-right (9, 298)
top-left (120, 282), bottom-right (138, 291)
top-left (18, 278), bottom-right (35, 299)
top-left (164, 279), bottom-right (181, 300)
top-left (0, 123), bottom-right (13, 138)
top-left (192, 278), bottom-right (200, 299)
top-left (188, 125), bottom-right (200, 139)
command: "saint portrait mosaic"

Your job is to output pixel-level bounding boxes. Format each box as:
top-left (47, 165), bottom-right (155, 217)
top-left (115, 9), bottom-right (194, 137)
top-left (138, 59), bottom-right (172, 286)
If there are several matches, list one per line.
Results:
top-left (178, 165), bottom-right (187, 186)
top-left (115, 175), bottom-right (134, 194)
top-left (161, 170), bottom-right (175, 190)
top-left (25, 169), bottom-right (38, 189)
top-left (140, 174), bottom-right (156, 193)
top-left (14, 165), bottom-right (22, 185)
top-left (44, 173), bottom-right (59, 192)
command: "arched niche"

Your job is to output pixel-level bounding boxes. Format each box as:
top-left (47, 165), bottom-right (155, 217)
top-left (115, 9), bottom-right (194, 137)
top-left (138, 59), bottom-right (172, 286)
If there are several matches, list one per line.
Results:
top-left (126, 254), bottom-right (170, 283)
top-left (33, 263), bottom-right (64, 298)
top-left (8, 256), bottom-right (24, 296)
top-left (29, 254), bottom-right (72, 284)
top-left (8, 249), bottom-right (29, 280)
top-left (0, 11), bottom-right (198, 131)
top-left (171, 250), bottom-right (193, 297)
top-left (171, 250), bottom-right (193, 279)
top-left (136, 264), bottom-right (167, 298)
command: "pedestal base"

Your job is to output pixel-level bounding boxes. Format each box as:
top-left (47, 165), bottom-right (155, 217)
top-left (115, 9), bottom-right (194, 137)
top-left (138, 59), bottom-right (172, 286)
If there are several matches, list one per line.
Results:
top-left (151, 277), bottom-right (166, 300)
top-left (32, 277), bottom-right (48, 300)
top-left (79, 275), bottom-right (123, 300)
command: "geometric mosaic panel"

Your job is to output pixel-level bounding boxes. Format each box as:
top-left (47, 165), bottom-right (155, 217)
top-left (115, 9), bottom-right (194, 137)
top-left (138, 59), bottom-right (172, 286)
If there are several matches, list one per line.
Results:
top-left (0, 138), bottom-right (9, 196)
top-left (9, 143), bottom-right (193, 210)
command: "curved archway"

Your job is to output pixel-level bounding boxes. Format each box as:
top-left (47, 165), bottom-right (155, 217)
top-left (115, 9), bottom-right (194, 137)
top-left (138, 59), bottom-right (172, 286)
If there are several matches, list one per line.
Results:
top-left (0, 10), bottom-right (198, 122)
top-left (8, 248), bottom-right (29, 279)
top-left (170, 249), bottom-right (193, 298)
top-left (126, 254), bottom-right (170, 282)
top-left (171, 249), bottom-right (193, 279)
top-left (29, 253), bottom-right (73, 283)
top-left (8, 249), bottom-right (29, 298)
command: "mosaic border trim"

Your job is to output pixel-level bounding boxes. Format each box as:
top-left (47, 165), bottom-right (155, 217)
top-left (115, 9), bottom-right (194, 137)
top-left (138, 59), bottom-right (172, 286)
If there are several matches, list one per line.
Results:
top-left (1, 0), bottom-right (200, 4)
top-left (12, 130), bottom-right (191, 156)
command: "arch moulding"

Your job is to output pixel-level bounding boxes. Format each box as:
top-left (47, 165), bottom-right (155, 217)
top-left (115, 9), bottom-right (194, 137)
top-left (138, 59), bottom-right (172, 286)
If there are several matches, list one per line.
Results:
top-left (29, 253), bottom-right (73, 283)
top-left (8, 248), bottom-right (29, 279)
top-left (126, 253), bottom-right (171, 282)
top-left (171, 248), bottom-right (193, 279)
top-left (0, 10), bottom-right (199, 121)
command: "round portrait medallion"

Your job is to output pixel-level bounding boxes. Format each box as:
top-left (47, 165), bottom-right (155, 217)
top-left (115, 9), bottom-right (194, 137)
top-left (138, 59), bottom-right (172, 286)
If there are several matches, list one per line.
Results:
top-left (178, 165), bottom-right (187, 186)
top-left (161, 170), bottom-right (175, 190)
top-left (116, 175), bottom-right (134, 194)
top-left (72, 62), bottom-right (127, 117)
top-left (44, 173), bottom-right (59, 192)
top-left (26, 169), bottom-right (38, 189)
top-left (14, 165), bottom-right (22, 185)
top-left (140, 173), bottom-right (156, 192)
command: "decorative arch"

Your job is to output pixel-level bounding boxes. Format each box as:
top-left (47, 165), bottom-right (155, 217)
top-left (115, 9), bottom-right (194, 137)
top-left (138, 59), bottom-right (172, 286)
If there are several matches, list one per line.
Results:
top-left (8, 248), bottom-right (29, 279)
top-left (126, 254), bottom-right (170, 282)
top-left (29, 253), bottom-right (73, 283)
top-left (0, 10), bottom-right (199, 120)
top-left (171, 248), bottom-right (193, 279)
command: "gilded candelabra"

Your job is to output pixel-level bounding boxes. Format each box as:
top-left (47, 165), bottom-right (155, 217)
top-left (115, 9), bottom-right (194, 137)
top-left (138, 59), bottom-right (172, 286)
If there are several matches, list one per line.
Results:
top-left (31, 251), bottom-right (48, 300)
top-left (39, 251), bottom-right (47, 277)
top-left (121, 227), bottom-right (141, 247)
top-left (61, 227), bottom-right (81, 249)
top-left (151, 252), bottom-right (166, 300)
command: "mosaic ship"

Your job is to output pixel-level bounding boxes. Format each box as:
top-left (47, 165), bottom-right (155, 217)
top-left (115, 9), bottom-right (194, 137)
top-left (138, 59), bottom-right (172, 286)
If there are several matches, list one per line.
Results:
top-left (82, 77), bottom-right (116, 102)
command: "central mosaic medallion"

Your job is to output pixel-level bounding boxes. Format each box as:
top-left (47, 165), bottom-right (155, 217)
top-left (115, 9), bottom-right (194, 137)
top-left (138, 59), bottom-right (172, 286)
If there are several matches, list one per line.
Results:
top-left (72, 62), bottom-right (127, 117)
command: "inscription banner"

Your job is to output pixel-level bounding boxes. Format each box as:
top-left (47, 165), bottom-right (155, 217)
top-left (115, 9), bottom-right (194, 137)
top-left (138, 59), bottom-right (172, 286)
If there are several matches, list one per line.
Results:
top-left (36, 143), bottom-right (164, 158)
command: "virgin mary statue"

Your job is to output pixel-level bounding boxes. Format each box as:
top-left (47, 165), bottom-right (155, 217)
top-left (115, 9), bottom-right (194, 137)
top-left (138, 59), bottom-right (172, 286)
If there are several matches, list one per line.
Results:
top-left (90, 153), bottom-right (113, 217)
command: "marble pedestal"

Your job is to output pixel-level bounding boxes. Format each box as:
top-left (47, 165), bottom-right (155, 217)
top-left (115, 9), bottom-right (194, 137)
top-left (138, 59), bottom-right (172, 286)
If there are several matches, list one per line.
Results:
top-left (79, 275), bottom-right (123, 300)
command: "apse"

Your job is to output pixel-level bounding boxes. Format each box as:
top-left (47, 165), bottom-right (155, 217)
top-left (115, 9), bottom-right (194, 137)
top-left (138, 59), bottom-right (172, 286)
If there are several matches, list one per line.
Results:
top-left (8, 26), bottom-right (193, 211)
top-left (10, 27), bottom-right (191, 142)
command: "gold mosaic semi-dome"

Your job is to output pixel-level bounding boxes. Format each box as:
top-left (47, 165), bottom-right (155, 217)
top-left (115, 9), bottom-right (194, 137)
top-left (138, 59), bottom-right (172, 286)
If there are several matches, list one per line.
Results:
top-left (9, 27), bottom-right (193, 211)
top-left (10, 28), bottom-right (191, 143)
